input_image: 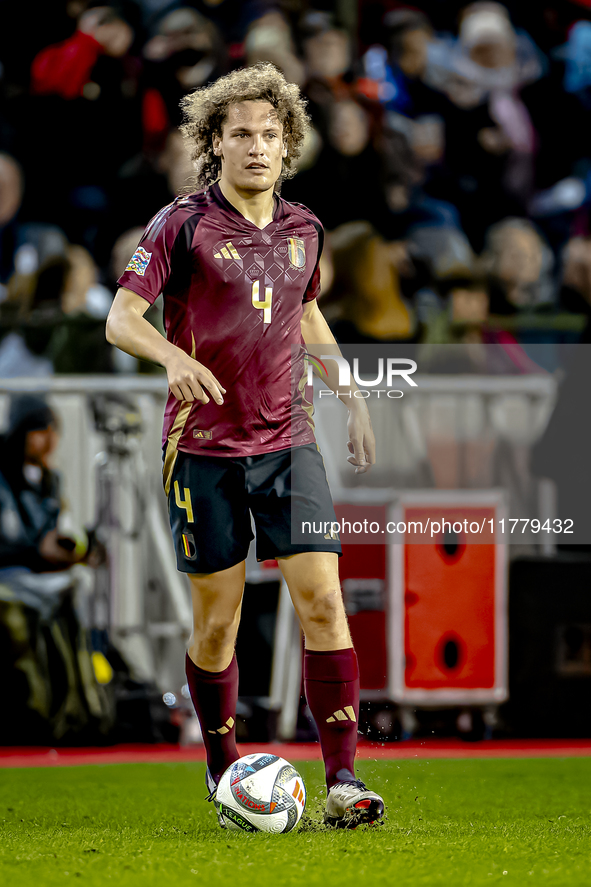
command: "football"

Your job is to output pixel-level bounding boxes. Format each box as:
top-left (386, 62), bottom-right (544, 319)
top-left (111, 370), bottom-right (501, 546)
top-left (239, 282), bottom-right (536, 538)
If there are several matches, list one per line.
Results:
top-left (216, 753), bottom-right (306, 833)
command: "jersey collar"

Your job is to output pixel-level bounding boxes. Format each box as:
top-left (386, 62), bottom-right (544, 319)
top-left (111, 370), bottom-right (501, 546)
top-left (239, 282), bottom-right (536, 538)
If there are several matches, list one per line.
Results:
top-left (211, 181), bottom-right (283, 228)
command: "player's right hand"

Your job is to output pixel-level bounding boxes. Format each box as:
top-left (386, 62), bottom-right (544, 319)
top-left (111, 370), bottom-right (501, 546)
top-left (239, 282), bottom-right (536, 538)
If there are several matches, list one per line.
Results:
top-left (164, 351), bottom-right (226, 405)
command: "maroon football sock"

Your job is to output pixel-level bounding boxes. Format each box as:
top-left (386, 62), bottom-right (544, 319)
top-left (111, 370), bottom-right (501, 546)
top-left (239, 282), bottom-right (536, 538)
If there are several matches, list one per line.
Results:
top-left (185, 652), bottom-right (239, 784)
top-left (304, 647), bottom-right (360, 789)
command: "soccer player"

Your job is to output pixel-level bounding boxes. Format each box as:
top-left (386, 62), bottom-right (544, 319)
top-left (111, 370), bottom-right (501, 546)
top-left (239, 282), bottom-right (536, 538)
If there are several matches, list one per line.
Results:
top-left (106, 62), bottom-right (385, 829)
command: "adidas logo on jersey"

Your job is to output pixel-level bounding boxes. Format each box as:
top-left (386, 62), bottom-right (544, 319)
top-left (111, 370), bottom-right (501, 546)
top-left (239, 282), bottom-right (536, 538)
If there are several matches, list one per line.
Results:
top-left (214, 242), bottom-right (241, 260)
top-left (326, 706), bottom-right (356, 723)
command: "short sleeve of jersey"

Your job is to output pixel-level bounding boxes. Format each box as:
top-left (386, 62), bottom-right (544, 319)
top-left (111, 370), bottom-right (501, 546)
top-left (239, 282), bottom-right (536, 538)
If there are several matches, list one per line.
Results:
top-left (303, 260), bottom-right (321, 303)
top-left (117, 202), bottom-right (186, 304)
top-left (302, 217), bottom-right (324, 304)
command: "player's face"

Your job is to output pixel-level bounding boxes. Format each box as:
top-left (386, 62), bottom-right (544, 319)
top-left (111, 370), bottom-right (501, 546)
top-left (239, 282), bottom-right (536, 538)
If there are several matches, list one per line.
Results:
top-left (214, 101), bottom-right (287, 194)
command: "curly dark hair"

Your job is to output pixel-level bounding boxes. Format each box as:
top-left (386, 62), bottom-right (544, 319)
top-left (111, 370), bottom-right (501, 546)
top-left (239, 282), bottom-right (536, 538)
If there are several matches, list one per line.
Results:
top-left (180, 63), bottom-right (310, 191)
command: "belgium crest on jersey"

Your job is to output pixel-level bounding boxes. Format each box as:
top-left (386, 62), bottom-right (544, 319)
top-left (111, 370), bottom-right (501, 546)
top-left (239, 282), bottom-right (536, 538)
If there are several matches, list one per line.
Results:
top-left (287, 237), bottom-right (306, 268)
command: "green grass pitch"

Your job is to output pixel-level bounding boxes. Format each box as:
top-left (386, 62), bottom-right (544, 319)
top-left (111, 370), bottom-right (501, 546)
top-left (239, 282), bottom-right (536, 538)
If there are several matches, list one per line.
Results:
top-left (1, 757), bottom-right (591, 887)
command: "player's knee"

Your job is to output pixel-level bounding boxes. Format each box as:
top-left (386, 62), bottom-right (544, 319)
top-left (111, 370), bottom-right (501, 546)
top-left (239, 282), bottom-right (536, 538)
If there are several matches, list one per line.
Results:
top-left (301, 587), bottom-right (345, 634)
top-left (194, 612), bottom-right (239, 650)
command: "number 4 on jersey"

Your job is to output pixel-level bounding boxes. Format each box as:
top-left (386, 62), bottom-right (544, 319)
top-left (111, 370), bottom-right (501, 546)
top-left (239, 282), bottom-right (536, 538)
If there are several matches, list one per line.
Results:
top-left (252, 280), bottom-right (273, 324)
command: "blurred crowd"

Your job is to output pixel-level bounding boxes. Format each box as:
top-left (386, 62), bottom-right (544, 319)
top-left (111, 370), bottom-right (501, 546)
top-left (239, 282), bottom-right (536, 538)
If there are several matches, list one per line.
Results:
top-left (2, 0), bottom-right (591, 373)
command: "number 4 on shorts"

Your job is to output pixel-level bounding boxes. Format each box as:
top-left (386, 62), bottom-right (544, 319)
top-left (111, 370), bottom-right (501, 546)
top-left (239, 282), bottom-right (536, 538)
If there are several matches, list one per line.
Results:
top-left (174, 480), bottom-right (194, 523)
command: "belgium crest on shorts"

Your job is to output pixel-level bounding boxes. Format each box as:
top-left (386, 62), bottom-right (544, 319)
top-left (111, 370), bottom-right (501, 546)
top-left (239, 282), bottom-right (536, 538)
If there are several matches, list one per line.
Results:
top-left (181, 532), bottom-right (197, 560)
top-left (287, 237), bottom-right (306, 269)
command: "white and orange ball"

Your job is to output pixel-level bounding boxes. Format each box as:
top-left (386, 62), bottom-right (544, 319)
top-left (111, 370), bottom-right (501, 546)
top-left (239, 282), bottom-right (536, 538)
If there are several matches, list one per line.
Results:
top-left (216, 753), bottom-right (306, 833)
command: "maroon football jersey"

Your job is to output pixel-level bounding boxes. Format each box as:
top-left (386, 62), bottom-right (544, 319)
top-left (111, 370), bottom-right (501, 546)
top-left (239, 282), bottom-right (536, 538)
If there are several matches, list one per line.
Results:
top-left (117, 183), bottom-right (321, 460)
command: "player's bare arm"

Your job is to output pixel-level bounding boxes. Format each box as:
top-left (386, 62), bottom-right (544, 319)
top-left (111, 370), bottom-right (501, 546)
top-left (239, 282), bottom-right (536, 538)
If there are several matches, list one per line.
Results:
top-left (301, 299), bottom-right (376, 474)
top-left (106, 287), bottom-right (226, 404)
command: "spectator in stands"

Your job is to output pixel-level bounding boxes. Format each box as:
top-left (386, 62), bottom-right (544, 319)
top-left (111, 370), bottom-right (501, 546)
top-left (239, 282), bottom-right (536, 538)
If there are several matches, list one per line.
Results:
top-left (299, 9), bottom-right (355, 107)
top-left (17, 3), bottom-right (143, 254)
top-left (0, 153), bottom-right (24, 286)
top-left (560, 236), bottom-right (591, 326)
top-left (0, 235), bottom-right (115, 374)
top-left (324, 221), bottom-right (415, 344)
top-left (142, 7), bottom-right (226, 133)
top-left (49, 244), bottom-right (116, 373)
top-left (60, 244), bottom-right (112, 319)
top-left (187, 0), bottom-right (261, 48)
top-left (481, 217), bottom-right (555, 313)
top-left (30, 4), bottom-right (134, 100)
top-left (109, 227), bottom-right (145, 285)
top-left (0, 395), bottom-right (87, 572)
top-left (427, 2), bottom-right (544, 112)
top-left (1, 0), bottom-right (590, 360)
top-left (362, 9), bottom-right (450, 146)
top-left (523, 21), bottom-right (591, 252)
top-left (377, 126), bottom-right (465, 244)
top-left (98, 124), bottom-right (194, 269)
top-left (420, 275), bottom-right (491, 347)
top-left (425, 2), bottom-right (545, 248)
top-left (420, 273), bottom-right (545, 375)
top-left (0, 0), bottom-right (93, 96)
top-left (0, 224), bottom-right (67, 377)
top-left (90, 11), bottom-right (209, 259)
top-left (408, 224), bottom-right (477, 282)
top-left (281, 97), bottom-right (388, 229)
top-left (0, 392), bottom-right (112, 746)
top-left (245, 9), bottom-right (305, 86)
top-left (105, 226), bottom-right (165, 373)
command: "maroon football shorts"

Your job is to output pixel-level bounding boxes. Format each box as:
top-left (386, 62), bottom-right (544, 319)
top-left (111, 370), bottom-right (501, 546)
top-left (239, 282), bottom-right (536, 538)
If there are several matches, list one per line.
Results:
top-left (167, 443), bottom-right (342, 574)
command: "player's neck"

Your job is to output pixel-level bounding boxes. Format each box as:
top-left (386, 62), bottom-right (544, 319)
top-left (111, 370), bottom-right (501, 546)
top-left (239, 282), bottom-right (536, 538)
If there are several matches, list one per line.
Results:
top-left (218, 179), bottom-right (276, 229)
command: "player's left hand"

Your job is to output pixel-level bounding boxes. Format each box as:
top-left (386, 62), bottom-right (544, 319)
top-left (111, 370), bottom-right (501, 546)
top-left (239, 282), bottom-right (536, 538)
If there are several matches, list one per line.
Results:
top-left (346, 401), bottom-right (376, 474)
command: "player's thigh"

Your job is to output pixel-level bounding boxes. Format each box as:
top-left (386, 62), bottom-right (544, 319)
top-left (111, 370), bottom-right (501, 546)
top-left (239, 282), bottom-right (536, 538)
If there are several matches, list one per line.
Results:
top-left (248, 444), bottom-right (341, 562)
top-left (167, 451), bottom-right (252, 574)
top-left (278, 551), bottom-right (350, 645)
